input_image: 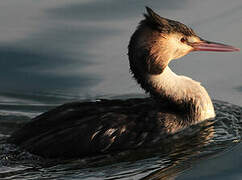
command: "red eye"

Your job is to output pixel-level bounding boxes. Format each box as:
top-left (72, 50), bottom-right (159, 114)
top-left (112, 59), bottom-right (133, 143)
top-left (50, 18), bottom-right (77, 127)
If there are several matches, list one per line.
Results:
top-left (180, 37), bottom-right (187, 43)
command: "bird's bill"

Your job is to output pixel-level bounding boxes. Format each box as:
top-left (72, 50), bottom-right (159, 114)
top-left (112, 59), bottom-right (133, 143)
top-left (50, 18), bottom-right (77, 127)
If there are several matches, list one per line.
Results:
top-left (190, 40), bottom-right (240, 52)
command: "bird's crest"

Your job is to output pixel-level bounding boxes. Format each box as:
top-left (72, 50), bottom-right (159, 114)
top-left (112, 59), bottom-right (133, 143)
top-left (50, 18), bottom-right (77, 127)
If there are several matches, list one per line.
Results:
top-left (145, 6), bottom-right (169, 26)
top-left (144, 7), bottom-right (196, 36)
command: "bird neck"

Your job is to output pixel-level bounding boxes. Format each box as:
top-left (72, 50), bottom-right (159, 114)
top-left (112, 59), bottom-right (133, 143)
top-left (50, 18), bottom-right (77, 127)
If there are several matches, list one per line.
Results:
top-left (143, 66), bottom-right (215, 123)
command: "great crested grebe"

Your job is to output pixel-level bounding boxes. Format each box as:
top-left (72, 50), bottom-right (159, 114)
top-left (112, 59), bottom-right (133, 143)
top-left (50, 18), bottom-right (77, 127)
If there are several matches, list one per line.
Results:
top-left (9, 7), bottom-right (239, 158)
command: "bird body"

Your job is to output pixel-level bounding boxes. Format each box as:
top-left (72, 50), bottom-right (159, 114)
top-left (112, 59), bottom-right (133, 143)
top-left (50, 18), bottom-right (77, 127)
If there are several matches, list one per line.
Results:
top-left (9, 7), bottom-right (239, 158)
top-left (9, 98), bottom-right (171, 158)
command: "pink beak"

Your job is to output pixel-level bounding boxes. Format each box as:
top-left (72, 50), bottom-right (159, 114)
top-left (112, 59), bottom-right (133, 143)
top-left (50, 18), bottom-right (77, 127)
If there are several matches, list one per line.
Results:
top-left (191, 40), bottom-right (240, 52)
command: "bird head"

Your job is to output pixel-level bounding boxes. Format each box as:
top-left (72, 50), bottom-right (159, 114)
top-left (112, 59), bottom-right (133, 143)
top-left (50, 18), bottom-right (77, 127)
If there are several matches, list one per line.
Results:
top-left (128, 7), bottom-right (239, 75)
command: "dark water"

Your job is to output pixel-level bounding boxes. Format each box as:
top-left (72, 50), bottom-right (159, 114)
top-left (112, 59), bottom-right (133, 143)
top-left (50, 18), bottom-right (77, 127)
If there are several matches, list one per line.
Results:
top-left (0, 0), bottom-right (242, 179)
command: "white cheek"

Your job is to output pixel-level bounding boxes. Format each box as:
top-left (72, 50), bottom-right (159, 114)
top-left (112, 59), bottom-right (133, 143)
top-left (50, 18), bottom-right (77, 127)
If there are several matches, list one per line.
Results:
top-left (162, 35), bottom-right (193, 60)
top-left (166, 37), bottom-right (180, 58)
top-left (171, 39), bottom-right (191, 59)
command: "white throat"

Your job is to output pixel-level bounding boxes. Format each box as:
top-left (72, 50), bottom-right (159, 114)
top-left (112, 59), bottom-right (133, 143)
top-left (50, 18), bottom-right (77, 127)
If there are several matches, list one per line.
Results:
top-left (147, 66), bottom-right (182, 91)
top-left (146, 66), bottom-right (215, 121)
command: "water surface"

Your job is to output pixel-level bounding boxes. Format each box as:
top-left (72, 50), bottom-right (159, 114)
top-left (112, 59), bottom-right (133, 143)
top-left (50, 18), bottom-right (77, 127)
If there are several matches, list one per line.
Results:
top-left (0, 0), bottom-right (242, 179)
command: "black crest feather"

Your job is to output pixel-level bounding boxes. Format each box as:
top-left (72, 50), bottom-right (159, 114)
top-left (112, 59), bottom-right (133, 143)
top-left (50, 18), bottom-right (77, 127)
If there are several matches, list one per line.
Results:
top-left (144, 7), bottom-right (196, 36)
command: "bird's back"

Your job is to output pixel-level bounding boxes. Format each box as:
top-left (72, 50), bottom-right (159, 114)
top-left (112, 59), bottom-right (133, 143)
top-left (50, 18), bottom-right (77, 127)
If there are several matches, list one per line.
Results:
top-left (9, 98), bottom-right (169, 158)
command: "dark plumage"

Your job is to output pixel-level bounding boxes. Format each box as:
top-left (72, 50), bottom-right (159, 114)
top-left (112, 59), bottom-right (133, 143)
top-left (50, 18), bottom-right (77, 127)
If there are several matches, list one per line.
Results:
top-left (144, 7), bottom-right (196, 36)
top-left (9, 99), bottom-right (171, 158)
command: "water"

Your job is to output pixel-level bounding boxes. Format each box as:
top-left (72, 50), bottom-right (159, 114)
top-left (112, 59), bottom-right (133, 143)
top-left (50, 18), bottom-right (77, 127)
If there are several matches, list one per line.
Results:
top-left (0, 0), bottom-right (242, 179)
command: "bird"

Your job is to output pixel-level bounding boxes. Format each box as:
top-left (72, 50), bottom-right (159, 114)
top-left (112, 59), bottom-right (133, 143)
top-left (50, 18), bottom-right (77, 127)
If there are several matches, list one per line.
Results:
top-left (8, 7), bottom-right (239, 158)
